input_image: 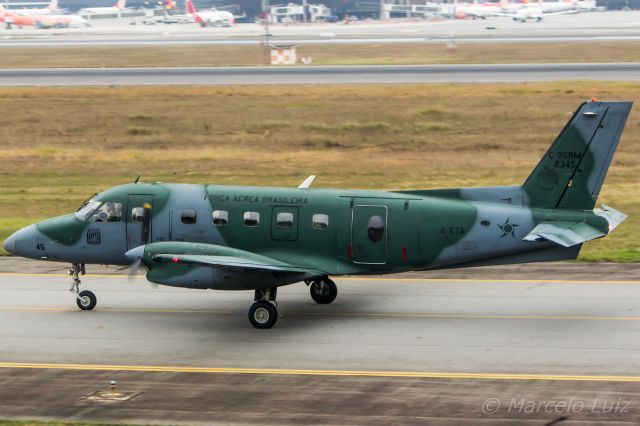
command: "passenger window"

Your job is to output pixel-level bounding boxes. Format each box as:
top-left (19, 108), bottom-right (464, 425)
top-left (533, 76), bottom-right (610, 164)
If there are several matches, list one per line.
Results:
top-left (181, 209), bottom-right (197, 225)
top-left (276, 212), bottom-right (294, 228)
top-left (244, 211), bottom-right (260, 227)
top-left (312, 214), bottom-right (329, 229)
top-left (212, 210), bottom-right (228, 226)
top-left (92, 202), bottom-right (122, 223)
top-left (367, 215), bottom-right (385, 242)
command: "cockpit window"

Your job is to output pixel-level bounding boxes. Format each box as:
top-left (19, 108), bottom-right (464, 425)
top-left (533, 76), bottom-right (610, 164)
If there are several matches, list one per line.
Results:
top-left (75, 193), bottom-right (98, 212)
top-left (91, 202), bottom-right (122, 223)
top-left (74, 200), bottom-right (101, 221)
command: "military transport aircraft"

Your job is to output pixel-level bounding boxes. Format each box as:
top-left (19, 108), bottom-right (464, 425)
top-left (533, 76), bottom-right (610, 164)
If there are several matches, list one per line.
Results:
top-left (3, 100), bottom-right (632, 328)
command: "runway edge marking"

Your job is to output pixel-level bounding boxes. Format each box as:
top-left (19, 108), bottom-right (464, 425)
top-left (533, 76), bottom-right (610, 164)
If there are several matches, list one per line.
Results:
top-left (1, 362), bottom-right (640, 382)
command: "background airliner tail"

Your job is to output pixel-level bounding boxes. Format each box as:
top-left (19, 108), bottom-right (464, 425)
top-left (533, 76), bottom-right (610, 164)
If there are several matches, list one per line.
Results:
top-left (186, 0), bottom-right (197, 14)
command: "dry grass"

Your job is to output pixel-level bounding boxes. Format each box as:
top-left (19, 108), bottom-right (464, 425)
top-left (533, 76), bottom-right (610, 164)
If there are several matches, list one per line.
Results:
top-left (0, 82), bottom-right (639, 260)
top-left (0, 41), bottom-right (639, 68)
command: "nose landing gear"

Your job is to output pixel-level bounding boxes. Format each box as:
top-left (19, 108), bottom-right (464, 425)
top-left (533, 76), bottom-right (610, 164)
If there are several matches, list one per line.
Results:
top-left (69, 263), bottom-right (96, 311)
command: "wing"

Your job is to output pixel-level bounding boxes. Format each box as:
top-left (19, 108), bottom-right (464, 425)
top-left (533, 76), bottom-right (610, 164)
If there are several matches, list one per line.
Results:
top-left (543, 9), bottom-right (579, 16)
top-left (152, 252), bottom-right (320, 274)
top-left (132, 241), bottom-right (326, 290)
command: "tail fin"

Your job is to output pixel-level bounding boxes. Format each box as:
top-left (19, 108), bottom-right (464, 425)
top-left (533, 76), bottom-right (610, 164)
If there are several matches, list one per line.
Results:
top-left (115, 0), bottom-right (126, 9)
top-left (47, 0), bottom-right (58, 10)
top-left (186, 0), bottom-right (197, 14)
top-left (523, 100), bottom-right (632, 210)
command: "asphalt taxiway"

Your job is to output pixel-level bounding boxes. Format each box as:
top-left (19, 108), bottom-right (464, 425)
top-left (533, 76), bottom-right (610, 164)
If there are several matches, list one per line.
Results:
top-left (2, 62), bottom-right (640, 86)
top-left (0, 271), bottom-right (639, 423)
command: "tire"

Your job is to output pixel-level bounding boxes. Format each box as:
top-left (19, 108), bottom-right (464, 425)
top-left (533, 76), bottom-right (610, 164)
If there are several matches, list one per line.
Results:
top-left (248, 301), bottom-right (278, 329)
top-left (76, 290), bottom-right (97, 311)
top-left (310, 278), bottom-right (337, 304)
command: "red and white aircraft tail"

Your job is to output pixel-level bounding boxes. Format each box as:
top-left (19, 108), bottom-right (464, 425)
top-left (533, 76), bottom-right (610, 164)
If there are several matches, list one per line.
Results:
top-left (186, 0), bottom-right (197, 14)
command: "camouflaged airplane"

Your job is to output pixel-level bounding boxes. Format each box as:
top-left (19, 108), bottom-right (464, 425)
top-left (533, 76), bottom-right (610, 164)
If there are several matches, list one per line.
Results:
top-left (3, 100), bottom-right (633, 328)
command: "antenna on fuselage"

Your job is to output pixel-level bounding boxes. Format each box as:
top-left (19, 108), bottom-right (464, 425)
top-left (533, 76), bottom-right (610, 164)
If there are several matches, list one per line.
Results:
top-left (298, 175), bottom-right (316, 189)
top-left (134, 176), bottom-right (140, 183)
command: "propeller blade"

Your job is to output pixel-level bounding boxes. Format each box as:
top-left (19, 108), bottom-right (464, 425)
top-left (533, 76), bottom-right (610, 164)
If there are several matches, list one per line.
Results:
top-left (124, 245), bottom-right (145, 283)
top-left (127, 258), bottom-right (143, 283)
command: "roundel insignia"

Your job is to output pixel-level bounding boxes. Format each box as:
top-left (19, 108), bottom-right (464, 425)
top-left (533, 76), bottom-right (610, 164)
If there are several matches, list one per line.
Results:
top-left (498, 218), bottom-right (519, 238)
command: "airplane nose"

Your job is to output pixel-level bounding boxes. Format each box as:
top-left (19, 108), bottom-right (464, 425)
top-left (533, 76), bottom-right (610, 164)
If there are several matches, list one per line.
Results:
top-left (3, 232), bottom-right (16, 254)
top-left (3, 224), bottom-right (38, 257)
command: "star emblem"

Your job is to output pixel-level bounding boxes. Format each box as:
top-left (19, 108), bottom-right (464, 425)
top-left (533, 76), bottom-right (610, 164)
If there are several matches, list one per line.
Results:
top-left (498, 218), bottom-right (519, 238)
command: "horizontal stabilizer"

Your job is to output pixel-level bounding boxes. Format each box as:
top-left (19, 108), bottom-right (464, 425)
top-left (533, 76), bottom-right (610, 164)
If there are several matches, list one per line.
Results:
top-left (523, 221), bottom-right (605, 247)
top-left (593, 204), bottom-right (627, 233)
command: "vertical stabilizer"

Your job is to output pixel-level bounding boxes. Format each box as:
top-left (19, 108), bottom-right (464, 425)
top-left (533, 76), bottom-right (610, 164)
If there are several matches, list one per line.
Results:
top-left (523, 101), bottom-right (632, 210)
top-left (186, 0), bottom-right (197, 14)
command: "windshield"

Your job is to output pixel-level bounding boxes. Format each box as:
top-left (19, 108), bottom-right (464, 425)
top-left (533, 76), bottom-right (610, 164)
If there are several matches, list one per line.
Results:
top-left (75, 193), bottom-right (98, 212)
top-left (74, 200), bottom-right (102, 221)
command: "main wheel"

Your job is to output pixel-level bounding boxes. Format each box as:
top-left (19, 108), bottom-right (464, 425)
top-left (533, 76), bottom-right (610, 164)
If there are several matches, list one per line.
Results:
top-left (248, 301), bottom-right (278, 329)
top-left (310, 278), bottom-right (337, 304)
top-left (76, 290), bottom-right (97, 311)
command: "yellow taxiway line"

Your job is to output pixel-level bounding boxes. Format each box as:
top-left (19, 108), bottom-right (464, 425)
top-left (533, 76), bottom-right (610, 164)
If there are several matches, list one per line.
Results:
top-left (0, 305), bottom-right (639, 321)
top-left (0, 361), bottom-right (639, 382)
top-left (0, 272), bottom-right (639, 285)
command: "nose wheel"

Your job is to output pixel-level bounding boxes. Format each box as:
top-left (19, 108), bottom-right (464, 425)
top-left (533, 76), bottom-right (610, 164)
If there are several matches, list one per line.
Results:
top-left (76, 290), bottom-right (97, 310)
top-left (69, 263), bottom-right (96, 311)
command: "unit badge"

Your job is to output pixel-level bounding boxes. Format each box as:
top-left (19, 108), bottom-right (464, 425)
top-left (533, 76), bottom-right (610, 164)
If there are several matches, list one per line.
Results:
top-left (86, 228), bottom-right (102, 245)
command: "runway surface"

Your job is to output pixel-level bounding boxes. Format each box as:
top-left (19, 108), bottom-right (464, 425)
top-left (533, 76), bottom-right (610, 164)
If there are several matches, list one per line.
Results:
top-left (2, 273), bottom-right (640, 375)
top-left (1, 273), bottom-right (639, 423)
top-left (2, 62), bottom-right (640, 85)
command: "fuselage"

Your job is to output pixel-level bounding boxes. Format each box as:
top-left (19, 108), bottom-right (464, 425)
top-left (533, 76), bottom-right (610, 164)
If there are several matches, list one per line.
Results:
top-left (0, 10), bottom-right (87, 27)
top-left (6, 182), bottom-right (597, 277)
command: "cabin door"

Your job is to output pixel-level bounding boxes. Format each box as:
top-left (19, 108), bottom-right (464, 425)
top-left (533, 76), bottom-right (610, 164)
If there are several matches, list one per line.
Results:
top-left (126, 194), bottom-right (154, 250)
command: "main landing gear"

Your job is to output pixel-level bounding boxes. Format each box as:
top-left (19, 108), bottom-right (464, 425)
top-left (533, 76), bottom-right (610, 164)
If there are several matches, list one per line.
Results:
top-left (308, 277), bottom-right (337, 305)
top-left (69, 263), bottom-right (96, 311)
top-left (249, 287), bottom-right (278, 329)
top-left (247, 278), bottom-right (338, 329)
